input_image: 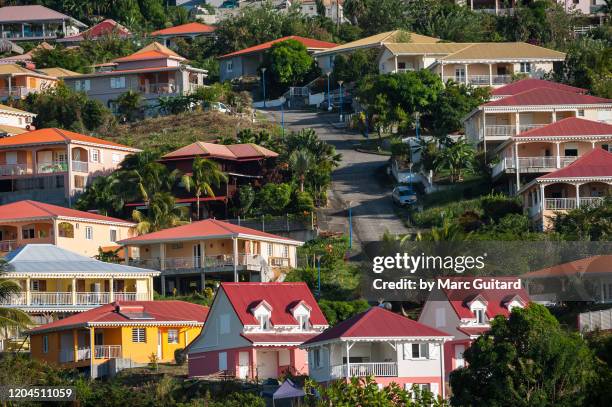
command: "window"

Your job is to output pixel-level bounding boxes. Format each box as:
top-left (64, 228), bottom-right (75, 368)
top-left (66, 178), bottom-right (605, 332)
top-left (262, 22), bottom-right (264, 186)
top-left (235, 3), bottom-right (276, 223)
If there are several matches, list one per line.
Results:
top-left (219, 314), bottom-right (230, 334)
top-left (258, 314), bottom-right (270, 330)
top-left (282, 245), bottom-right (289, 258)
top-left (475, 308), bottom-right (485, 324)
top-left (42, 335), bottom-right (48, 353)
top-left (455, 67), bottom-right (466, 82)
top-left (167, 329), bottom-right (179, 344)
top-left (268, 243), bottom-right (274, 257)
top-left (132, 328), bottom-right (146, 343)
top-left (74, 175), bottom-right (85, 189)
top-left (577, 109), bottom-right (585, 117)
top-left (85, 226), bottom-right (93, 240)
top-left (218, 352), bottom-right (227, 370)
top-left (91, 149), bottom-right (100, 162)
top-left (110, 77), bottom-right (126, 89)
top-left (226, 61), bottom-right (233, 72)
top-left (519, 62), bottom-right (532, 73)
top-left (22, 226), bottom-right (35, 239)
top-left (404, 343), bottom-right (429, 359)
top-left (313, 348), bottom-right (321, 368)
top-left (109, 229), bottom-right (117, 242)
top-left (31, 280), bottom-right (40, 291)
top-left (55, 175), bottom-right (64, 188)
top-left (74, 79), bottom-right (91, 91)
top-left (564, 144), bottom-right (579, 156)
top-left (58, 222), bottom-right (74, 238)
top-left (112, 153), bottom-right (121, 164)
top-left (297, 314), bottom-right (309, 331)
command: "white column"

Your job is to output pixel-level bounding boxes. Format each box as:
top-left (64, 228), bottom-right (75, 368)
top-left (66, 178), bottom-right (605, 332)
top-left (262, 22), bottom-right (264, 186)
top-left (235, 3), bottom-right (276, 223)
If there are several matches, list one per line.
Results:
top-left (345, 341), bottom-right (350, 380)
top-left (72, 277), bottom-right (77, 305)
top-left (540, 184), bottom-right (545, 214)
top-left (592, 141), bottom-right (596, 149)
top-left (488, 63), bottom-right (493, 86)
top-left (394, 55), bottom-right (398, 73)
top-left (25, 277), bottom-right (31, 306)
top-left (556, 142), bottom-right (561, 168)
top-left (514, 142), bottom-right (520, 191)
top-left (495, 0), bottom-right (499, 15)
top-left (575, 184), bottom-right (580, 208)
top-left (440, 62), bottom-right (444, 83)
top-left (515, 112), bottom-right (520, 135)
top-left (464, 64), bottom-right (469, 85)
top-left (89, 327), bottom-right (95, 378)
top-left (440, 341), bottom-right (446, 399)
top-left (552, 110), bottom-right (557, 122)
top-left (470, 0), bottom-right (474, 10)
top-left (109, 278), bottom-right (114, 302)
top-left (232, 237), bottom-right (239, 282)
top-left (66, 142), bottom-right (73, 207)
top-left (159, 243), bottom-right (166, 271)
top-left (482, 111), bottom-right (487, 156)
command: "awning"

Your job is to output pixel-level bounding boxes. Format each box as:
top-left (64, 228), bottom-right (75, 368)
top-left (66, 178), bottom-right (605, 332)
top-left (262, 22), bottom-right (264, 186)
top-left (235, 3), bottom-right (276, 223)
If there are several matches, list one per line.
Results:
top-left (273, 379), bottom-right (305, 400)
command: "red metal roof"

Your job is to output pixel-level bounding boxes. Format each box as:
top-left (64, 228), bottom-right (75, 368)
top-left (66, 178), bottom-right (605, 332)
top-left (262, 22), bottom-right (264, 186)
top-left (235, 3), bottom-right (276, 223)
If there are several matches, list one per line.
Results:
top-left (162, 141), bottom-right (278, 161)
top-left (221, 282), bottom-right (328, 327)
top-left (484, 88), bottom-right (612, 107)
top-left (492, 79), bottom-right (587, 97)
top-left (58, 19), bottom-right (130, 42)
top-left (441, 277), bottom-right (529, 320)
top-left (241, 332), bottom-right (319, 344)
top-left (539, 148), bottom-right (612, 179)
top-left (516, 117), bottom-right (612, 138)
top-left (119, 218), bottom-right (301, 244)
top-left (0, 200), bottom-right (134, 225)
top-left (302, 307), bottom-right (450, 345)
top-left (29, 301), bottom-right (209, 333)
top-left (457, 326), bottom-right (490, 337)
top-left (151, 22), bottom-right (215, 36)
top-left (219, 36), bottom-right (338, 59)
top-left (0, 128), bottom-right (138, 150)
top-left (522, 255), bottom-right (612, 278)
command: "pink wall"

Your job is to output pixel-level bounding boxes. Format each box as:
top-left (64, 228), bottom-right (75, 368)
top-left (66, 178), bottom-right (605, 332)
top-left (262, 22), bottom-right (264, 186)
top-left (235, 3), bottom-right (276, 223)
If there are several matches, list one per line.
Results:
top-left (444, 339), bottom-right (473, 375)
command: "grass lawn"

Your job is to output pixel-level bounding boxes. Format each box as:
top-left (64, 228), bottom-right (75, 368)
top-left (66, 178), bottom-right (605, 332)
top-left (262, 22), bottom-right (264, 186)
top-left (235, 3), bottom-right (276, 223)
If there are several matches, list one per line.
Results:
top-left (101, 110), bottom-right (279, 151)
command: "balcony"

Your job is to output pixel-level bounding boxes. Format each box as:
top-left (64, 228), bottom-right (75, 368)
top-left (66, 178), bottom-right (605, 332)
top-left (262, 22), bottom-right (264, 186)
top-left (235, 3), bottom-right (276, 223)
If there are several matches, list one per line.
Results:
top-left (60, 345), bottom-right (122, 363)
top-left (0, 239), bottom-right (21, 252)
top-left (71, 160), bottom-right (89, 173)
top-left (0, 86), bottom-right (38, 99)
top-left (544, 197), bottom-right (605, 211)
top-left (0, 292), bottom-right (148, 307)
top-left (0, 164), bottom-right (28, 176)
top-left (329, 362), bottom-right (398, 379)
top-left (483, 124), bottom-right (547, 138)
top-left (138, 83), bottom-right (178, 95)
top-left (37, 161), bottom-right (68, 174)
top-left (492, 156), bottom-right (577, 177)
top-left (129, 254), bottom-right (281, 273)
top-left (454, 75), bottom-right (514, 86)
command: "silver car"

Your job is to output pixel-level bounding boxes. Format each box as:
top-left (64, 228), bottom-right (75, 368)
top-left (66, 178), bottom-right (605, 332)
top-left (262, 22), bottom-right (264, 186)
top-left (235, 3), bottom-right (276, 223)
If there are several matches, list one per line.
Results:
top-left (392, 186), bottom-right (417, 206)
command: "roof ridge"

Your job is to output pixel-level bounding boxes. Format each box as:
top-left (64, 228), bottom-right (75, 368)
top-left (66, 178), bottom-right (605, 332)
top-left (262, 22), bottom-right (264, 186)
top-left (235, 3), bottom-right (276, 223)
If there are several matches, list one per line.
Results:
top-left (25, 200), bottom-right (57, 217)
top-left (343, 307), bottom-right (375, 336)
top-left (209, 218), bottom-right (239, 234)
top-left (51, 128), bottom-right (70, 142)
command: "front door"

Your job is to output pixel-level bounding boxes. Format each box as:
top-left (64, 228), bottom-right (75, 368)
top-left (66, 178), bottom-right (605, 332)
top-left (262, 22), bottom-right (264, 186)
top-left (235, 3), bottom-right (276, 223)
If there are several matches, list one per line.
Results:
top-left (193, 244), bottom-right (201, 268)
top-left (455, 344), bottom-right (465, 368)
top-left (238, 351), bottom-right (250, 379)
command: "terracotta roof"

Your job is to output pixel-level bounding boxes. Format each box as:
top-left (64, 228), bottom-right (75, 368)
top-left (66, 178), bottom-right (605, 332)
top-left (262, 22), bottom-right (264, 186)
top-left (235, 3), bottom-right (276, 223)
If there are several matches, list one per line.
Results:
top-left (119, 218), bottom-right (302, 244)
top-left (492, 78), bottom-right (587, 96)
top-left (314, 30), bottom-right (439, 56)
top-left (28, 301), bottom-right (208, 334)
top-left (539, 148), bottom-right (612, 179)
top-left (162, 141), bottom-right (278, 160)
top-left (484, 88), bottom-right (612, 107)
top-left (0, 200), bottom-right (134, 225)
top-left (221, 282), bottom-right (328, 327)
top-left (113, 42), bottom-right (184, 63)
top-left (0, 128), bottom-right (139, 151)
top-left (219, 36), bottom-right (338, 59)
top-left (58, 19), bottom-right (130, 42)
top-left (439, 42), bottom-right (565, 61)
top-left (241, 332), bottom-right (319, 344)
top-left (302, 307), bottom-right (450, 346)
top-left (522, 255), bottom-right (612, 278)
top-left (0, 5), bottom-right (85, 25)
top-left (151, 22), bottom-right (215, 36)
top-left (441, 277), bottom-right (529, 320)
top-left (516, 117), bottom-right (612, 138)
top-left (36, 67), bottom-right (81, 77)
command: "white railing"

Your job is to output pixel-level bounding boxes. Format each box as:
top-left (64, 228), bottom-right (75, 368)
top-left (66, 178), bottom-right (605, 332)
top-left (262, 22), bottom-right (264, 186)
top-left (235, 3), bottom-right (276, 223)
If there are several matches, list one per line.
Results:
top-left (579, 309), bottom-right (612, 332)
top-left (138, 83), bottom-right (177, 94)
top-left (0, 239), bottom-right (19, 252)
top-left (131, 254), bottom-right (268, 271)
top-left (579, 197), bottom-right (605, 208)
top-left (0, 293), bottom-right (25, 305)
top-left (545, 198), bottom-right (577, 210)
top-left (0, 87), bottom-right (38, 98)
top-left (113, 292), bottom-right (149, 301)
top-left (269, 257), bottom-right (290, 267)
top-left (330, 362), bottom-right (398, 378)
top-left (289, 86), bottom-right (309, 97)
top-left (396, 68), bottom-right (415, 73)
top-left (494, 156), bottom-right (578, 176)
top-left (0, 164), bottom-right (28, 176)
top-left (95, 345), bottom-right (122, 359)
top-left (455, 75), bottom-right (514, 86)
top-left (31, 292), bottom-right (72, 306)
top-left (485, 125), bottom-right (516, 137)
top-left (77, 347), bottom-right (90, 361)
top-left (37, 161), bottom-right (68, 174)
top-left (76, 292), bottom-right (110, 305)
top-left (518, 123), bottom-right (547, 133)
top-left (71, 160), bottom-right (89, 172)
top-left (474, 7), bottom-right (514, 16)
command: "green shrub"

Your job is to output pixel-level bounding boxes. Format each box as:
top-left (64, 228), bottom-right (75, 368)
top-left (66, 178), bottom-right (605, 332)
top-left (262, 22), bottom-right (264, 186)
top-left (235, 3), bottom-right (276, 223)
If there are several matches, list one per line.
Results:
top-left (174, 348), bottom-right (186, 365)
top-left (480, 193), bottom-right (522, 222)
top-left (294, 190), bottom-right (315, 213)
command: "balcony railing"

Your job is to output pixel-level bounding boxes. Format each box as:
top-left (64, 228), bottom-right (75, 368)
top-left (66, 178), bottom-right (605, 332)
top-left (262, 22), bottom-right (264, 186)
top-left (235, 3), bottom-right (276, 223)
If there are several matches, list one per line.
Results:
top-left (31, 292), bottom-right (72, 306)
top-left (0, 239), bottom-right (20, 252)
top-left (129, 254), bottom-right (279, 271)
top-left (138, 83), bottom-right (178, 95)
top-left (330, 362), bottom-right (398, 379)
top-left (0, 86), bottom-right (38, 98)
top-left (0, 164), bottom-right (28, 176)
top-left (74, 345), bottom-right (122, 361)
top-left (454, 75), bottom-right (514, 86)
top-left (484, 124), bottom-right (547, 138)
top-left (71, 160), bottom-right (89, 173)
top-left (0, 292), bottom-right (144, 306)
top-left (543, 197), bottom-right (604, 211)
top-left (493, 156), bottom-right (579, 176)
top-left (37, 161), bottom-right (68, 174)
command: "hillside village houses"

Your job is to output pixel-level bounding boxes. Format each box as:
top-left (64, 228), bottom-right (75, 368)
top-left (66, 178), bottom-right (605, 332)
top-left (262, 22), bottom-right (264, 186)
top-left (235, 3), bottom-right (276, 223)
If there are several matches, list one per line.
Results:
top-left (0, 5), bottom-right (86, 42)
top-left (0, 128), bottom-right (140, 206)
top-left (313, 30), bottom-right (566, 87)
top-left (187, 282), bottom-right (328, 379)
top-left (302, 306), bottom-right (451, 396)
top-left (0, 103), bottom-right (36, 136)
top-left (150, 22), bottom-right (216, 47)
top-left (418, 277), bottom-right (529, 376)
top-left (27, 300), bottom-right (207, 378)
top-left (0, 63), bottom-right (59, 99)
top-left (61, 42), bottom-right (207, 113)
top-left (119, 219), bottom-right (304, 294)
top-left (56, 19), bottom-right (131, 44)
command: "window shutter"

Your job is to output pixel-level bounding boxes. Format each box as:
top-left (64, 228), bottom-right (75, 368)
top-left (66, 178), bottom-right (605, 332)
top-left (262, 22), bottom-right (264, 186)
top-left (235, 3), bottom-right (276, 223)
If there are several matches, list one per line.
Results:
top-left (429, 343), bottom-right (439, 359)
top-left (403, 343), bottom-right (412, 360)
top-left (430, 383), bottom-right (439, 397)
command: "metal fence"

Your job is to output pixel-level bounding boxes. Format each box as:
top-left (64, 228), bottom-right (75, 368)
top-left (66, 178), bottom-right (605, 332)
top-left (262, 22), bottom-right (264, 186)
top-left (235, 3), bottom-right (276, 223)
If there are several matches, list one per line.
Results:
top-left (225, 214), bottom-right (314, 233)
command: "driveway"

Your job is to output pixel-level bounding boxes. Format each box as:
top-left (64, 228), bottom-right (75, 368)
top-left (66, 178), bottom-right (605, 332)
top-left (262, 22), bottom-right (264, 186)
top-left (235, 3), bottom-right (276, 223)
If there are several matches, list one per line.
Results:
top-left (263, 108), bottom-right (409, 257)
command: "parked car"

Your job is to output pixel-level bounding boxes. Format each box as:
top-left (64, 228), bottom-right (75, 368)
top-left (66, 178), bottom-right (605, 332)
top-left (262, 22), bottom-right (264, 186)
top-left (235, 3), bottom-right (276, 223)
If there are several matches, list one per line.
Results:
top-left (210, 102), bottom-right (231, 114)
top-left (392, 185), bottom-right (417, 206)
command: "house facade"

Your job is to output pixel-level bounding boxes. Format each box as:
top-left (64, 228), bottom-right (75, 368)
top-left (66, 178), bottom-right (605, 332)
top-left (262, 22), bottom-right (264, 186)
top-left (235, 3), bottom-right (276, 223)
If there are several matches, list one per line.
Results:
top-left (0, 200), bottom-right (136, 257)
top-left (28, 301), bottom-right (207, 378)
top-left (492, 118), bottom-right (612, 194)
top-left (62, 42), bottom-right (207, 113)
top-left (187, 282), bottom-right (328, 379)
top-left (300, 0), bottom-right (344, 24)
top-left (302, 306), bottom-right (450, 397)
top-left (0, 63), bottom-right (58, 99)
top-left (119, 219), bottom-right (303, 294)
top-left (0, 5), bottom-right (86, 42)
top-left (0, 128), bottom-right (140, 206)
top-left (455, 0), bottom-right (516, 15)
top-left (56, 19), bottom-right (130, 44)
top-left (517, 148), bottom-right (611, 230)
top-left (418, 277), bottom-right (529, 376)
top-left (157, 141), bottom-right (278, 219)
top-left (150, 22), bottom-right (216, 47)
top-left (0, 103), bottom-right (36, 136)
top-left (219, 36), bottom-right (338, 82)
top-left (463, 82), bottom-right (612, 151)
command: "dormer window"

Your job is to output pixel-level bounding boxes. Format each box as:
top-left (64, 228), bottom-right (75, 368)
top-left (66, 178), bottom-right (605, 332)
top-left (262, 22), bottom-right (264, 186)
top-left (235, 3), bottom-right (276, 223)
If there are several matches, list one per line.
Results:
top-left (291, 300), bottom-right (312, 331)
top-left (474, 309), bottom-right (485, 324)
top-left (258, 314), bottom-right (270, 330)
top-left (251, 300), bottom-right (273, 331)
top-left (297, 314), bottom-right (309, 331)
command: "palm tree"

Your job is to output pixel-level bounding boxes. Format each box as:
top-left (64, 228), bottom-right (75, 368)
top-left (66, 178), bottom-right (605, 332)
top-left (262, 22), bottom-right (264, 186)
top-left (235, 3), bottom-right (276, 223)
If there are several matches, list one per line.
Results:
top-left (132, 192), bottom-right (189, 234)
top-left (0, 260), bottom-right (32, 342)
top-left (289, 149), bottom-right (313, 192)
top-left (434, 138), bottom-right (475, 182)
top-left (181, 157), bottom-right (228, 220)
top-left (415, 218), bottom-right (466, 242)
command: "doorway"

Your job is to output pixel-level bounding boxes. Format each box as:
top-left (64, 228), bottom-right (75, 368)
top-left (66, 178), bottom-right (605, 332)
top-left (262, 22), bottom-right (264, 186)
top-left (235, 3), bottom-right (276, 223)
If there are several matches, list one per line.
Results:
top-left (238, 351), bottom-right (250, 378)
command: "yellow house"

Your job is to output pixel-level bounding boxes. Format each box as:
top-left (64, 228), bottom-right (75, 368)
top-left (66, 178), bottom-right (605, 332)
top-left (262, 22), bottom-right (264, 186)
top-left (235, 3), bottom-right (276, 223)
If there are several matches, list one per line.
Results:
top-left (28, 301), bottom-right (208, 378)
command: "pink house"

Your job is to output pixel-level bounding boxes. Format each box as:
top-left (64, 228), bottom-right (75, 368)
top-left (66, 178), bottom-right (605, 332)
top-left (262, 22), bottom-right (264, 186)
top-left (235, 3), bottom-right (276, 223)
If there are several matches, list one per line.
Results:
top-left (301, 307), bottom-right (451, 398)
top-left (187, 282), bottom-right (328, 379)
top-left (418, 277), bottom-right (529, 376)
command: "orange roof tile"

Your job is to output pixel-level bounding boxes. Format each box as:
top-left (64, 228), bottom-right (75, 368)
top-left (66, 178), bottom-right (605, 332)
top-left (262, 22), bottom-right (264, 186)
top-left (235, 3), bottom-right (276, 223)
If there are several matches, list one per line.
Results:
top-left (151, 22), bottom-right (215, 36)
top-left (0, 128), bottom-right (139, 151)
top-left (162, 141), bottom-right (278, 160)
top-left (219, 36), bottom-right (337, 59)
top-left (0, 200), bottom-right (134, 225)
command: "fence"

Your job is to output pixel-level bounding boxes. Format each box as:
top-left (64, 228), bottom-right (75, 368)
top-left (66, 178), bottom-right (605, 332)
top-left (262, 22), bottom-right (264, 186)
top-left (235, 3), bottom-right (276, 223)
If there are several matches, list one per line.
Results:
top-left (578, 308), bottom-right (612, 332)
top-left (225, 214), bottom-right (314, 233)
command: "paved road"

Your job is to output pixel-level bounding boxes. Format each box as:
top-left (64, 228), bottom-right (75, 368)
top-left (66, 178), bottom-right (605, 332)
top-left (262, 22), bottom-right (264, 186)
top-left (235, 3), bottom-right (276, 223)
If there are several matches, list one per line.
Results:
top-left (264, 109), bottom-right (409, 257)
